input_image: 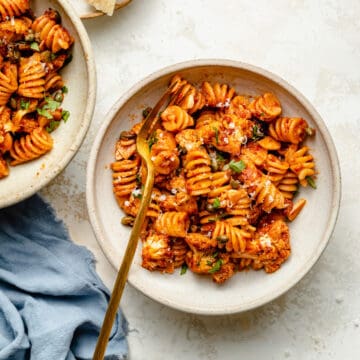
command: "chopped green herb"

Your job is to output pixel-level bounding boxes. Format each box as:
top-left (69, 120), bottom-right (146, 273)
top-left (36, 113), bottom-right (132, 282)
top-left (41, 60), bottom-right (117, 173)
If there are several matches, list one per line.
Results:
top-left (61, 110), bottom-right (70, 122)
top-left (20, 99), bottom-right (30, 110)
top-left (50, 53), bottom-right (57, 61)
top-left (213, 198), bottom-right (221, 209)
top-left (180, 263), bottom-right (188, 275)
top-left (132, 188), bottom-right (142, 199)
top-left (306, 176), bottom-right (317, 189)
top-left (30, 42), bottom-right (40, 51)
top-left (142, 106), bottom-right (152, 118)
top-left (206, 260), bottom-right (213, 266)
top-left (61, 86), bottom-right (68, 94)
top-left (46, 120), bottom-right (59, 133)
top-left (37, 108), bottom-right (53, 120)
top-left (216, 151), bottom-right (225, 163)
top-left (229, 160), bottom-right (246, 173)
top-left (148, 133), bottom-right (158, 149)
top-left (44, 97), bottom-right (61, 111)
top-left (135, 173), bottom-right (142, 184)
top-left (252, 124), bottom-right (264, 140)
top-left (212, 252), bottom-right (219, 258)
top-left (208, 259), bottom-right (223, 274)
top-left (213, 127), bottom-right (219, 144)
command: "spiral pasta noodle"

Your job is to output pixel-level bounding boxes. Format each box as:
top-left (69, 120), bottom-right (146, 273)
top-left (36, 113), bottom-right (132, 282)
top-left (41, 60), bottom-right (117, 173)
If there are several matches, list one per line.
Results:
top-left (248, 92), bottom-right (282, 122)
top-left (17, 53), bottom-right (46, 99)
top-left (111, 75), bottom-right (317, 283)
top-left (212, 221), bottom-right (251, 253)
top-left (184, 148), bottom-right (212, 196)
top-left (44, 71), bottom-right (64, 92)
top-left (268, 117), bottom-right (309, 144)
top-left (0, 62), bottom-right (18, 106)
top-left (111, 156), bottom-right (140, 198)
top-left (201, 81), bottom-right (235, 108)
top-left (284, 144), bottom-right (316, 186)
top-left (0, 4), bottom-right (74, 180)
top-left (161, 105), bottom-right (194, 132)
top-left (0, 0), bottom-right (29, 21)
top-left (154, 211), bottom-right (190, 237)
top-left (32, 9), bottom-right (74, 53)
top-left (169, 75), bottom-right (206, 114)
top-left (9, 127), bottom-right (53, 165)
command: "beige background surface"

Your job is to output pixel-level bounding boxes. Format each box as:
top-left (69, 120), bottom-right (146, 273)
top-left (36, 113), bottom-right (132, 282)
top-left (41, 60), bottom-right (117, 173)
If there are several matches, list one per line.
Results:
top-left (41, 0), bottom-right (360, 358)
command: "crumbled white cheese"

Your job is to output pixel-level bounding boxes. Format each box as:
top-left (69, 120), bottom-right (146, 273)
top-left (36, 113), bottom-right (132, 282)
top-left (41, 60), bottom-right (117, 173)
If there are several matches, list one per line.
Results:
top-left (151, 156), bottom-right (156, 161)
top-left (132, 188), bottom-right (142, 197)
top-left (223, 137), bottom-right (229, 144)
top-left (171, 188), bottom-right (177, 195)
top-left (240, 135), bottom-right (248, 145)
top-left (224, 98), bottom-right (231, 107)
top-left (259, 234), bottom-right (272, 248)
top-left (229, 122), bottom-right (235, 129)
top-left (10, 16), bottom-right (15, 26)
top-left (184, 142), bottom-right (195, 151)
top-left (215, 102), bottom-right (224, 108)
top-left (159, 194), bottom-right (166, 201)
top-left (249, 191), bottom-right (256, 198)
top-left (124, 200), bottom-right (130, 207)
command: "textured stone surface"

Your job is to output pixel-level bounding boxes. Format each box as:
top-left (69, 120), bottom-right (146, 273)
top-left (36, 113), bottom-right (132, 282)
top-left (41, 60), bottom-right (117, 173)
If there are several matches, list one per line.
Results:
top-left (41, 0), bottom-right (360, 358)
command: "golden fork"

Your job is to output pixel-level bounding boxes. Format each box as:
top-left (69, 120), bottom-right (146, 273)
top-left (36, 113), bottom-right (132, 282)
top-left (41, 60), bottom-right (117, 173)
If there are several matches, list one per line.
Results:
top-left (93, 80), bottom-right (180, 360)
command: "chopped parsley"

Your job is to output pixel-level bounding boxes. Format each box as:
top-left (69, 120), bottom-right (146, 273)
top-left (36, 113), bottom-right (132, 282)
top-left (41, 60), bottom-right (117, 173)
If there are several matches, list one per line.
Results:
top-left (180, 263), bottom-right (188, 275)
top-left (46, 120), bottom-right (59, 133)
top-left (132, 188), bottom-right (142, 199)
top-left (142, 107), bottom-right (152, 118)
top-left (306, 176), bottom-right (317, 189)
top-left (135, 173), bottom-right (142, 184)
top-left (20, 99), bottom-right (30, 110)
top-left (61, 110), bottom-right (70, 122)
top-left (229, 160), bottom-right (246, 173)
top-left (37, 108), bottom-right (52, 119)
top-left (61, 86), bottom-right (68, 94)
top-left (206, 260), bottom-right (213, 266)
top-left (212, 198), bottom-right (221, 209)
top-left (252, 124), bottom-right (264, 140)
top-left (30, 42), bottom-right (40, 51)
top-left (208, 259), bottom-right (223, 274)
top-left (148, 133), bottom-right (158, 149)
top-left (50, 53), bottom-right (57, 61)
top-left (44, 97), bottom-right (61, 111)
top-left (213, 127), bottom-right (219, 144)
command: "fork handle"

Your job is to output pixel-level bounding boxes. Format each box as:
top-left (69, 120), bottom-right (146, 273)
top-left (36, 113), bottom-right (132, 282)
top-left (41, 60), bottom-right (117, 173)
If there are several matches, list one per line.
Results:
top-left (93, 167), bottom-right (154, 360)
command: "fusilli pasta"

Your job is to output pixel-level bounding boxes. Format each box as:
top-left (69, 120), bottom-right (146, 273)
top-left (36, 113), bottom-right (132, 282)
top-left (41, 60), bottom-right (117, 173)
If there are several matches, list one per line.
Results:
top-left (111, 75), bottom-right (317, 284)
top-left (0, 5), bottom-right (74, 179)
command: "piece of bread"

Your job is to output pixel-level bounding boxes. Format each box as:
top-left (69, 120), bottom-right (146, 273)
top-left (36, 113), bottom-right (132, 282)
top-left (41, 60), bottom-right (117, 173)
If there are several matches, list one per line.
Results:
top-left (87, 0), bottom-right (116, 16)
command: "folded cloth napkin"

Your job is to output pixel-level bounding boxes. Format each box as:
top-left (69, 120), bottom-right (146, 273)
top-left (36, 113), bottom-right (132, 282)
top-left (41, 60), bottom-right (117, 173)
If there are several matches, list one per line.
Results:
top-left (0, 195), bottom-right (128, 360)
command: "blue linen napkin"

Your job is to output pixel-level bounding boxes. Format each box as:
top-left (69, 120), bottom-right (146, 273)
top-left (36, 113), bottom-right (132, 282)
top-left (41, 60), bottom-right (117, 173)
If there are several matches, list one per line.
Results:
top-left (0, 194), bottom-right (128, 360)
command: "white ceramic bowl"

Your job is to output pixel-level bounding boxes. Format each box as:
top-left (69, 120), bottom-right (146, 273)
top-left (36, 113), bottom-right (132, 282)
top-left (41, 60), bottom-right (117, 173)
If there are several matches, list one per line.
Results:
top-left (0, 0), bottom-right (96, 209)
top-left (86, 60), bottom-right (340, 315)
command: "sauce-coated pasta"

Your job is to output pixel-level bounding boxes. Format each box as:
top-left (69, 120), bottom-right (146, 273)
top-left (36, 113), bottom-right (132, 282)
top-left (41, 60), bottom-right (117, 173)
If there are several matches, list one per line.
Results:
top-left (111, 75), bottom-right (317, 284)
top-left (0, 4), bottom-right (74, 179)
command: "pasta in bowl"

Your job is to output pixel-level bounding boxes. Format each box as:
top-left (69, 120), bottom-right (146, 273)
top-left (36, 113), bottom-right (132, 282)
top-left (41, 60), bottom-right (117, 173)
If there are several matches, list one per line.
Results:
top-left (87, 60), bottom-right (340, 314)
top-left (0, 0), bottom-right (95, 208)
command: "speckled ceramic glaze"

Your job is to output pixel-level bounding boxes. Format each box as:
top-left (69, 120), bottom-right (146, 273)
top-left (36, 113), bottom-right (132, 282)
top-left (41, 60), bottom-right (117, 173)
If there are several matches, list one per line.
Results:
top-left (0, 0), bottom-right (96, 209)
top-left (86, 59), bottom-right (340, 315)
